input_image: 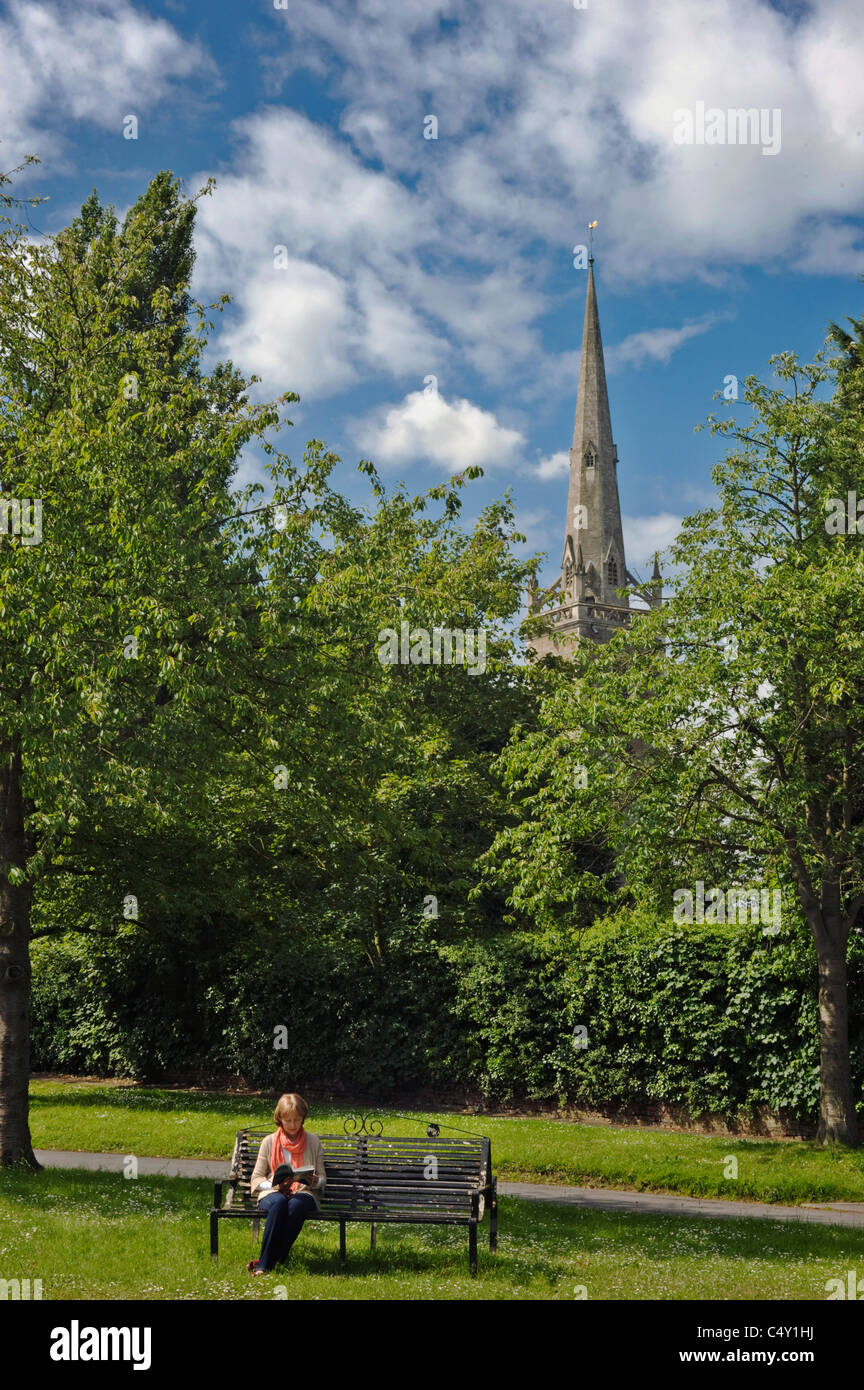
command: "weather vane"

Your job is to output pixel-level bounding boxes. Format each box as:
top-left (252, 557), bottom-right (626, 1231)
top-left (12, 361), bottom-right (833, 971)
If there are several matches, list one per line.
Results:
top-left (588, 219), bottom-right (598, 260)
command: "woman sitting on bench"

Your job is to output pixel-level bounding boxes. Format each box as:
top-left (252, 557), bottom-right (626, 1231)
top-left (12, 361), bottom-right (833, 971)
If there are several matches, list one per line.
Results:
top-left (247, 1092), bottom-right (327, 1275)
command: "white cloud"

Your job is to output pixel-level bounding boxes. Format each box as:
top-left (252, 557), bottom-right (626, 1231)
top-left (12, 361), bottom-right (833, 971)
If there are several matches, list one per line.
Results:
top-left (353, 269), bottom-right (449, 377)
top-left (264, 0), bottom-right (864, 284)
top-left (410, 269), bottom-right (547, 379)
top-left (194, 0), bottom-right (864, 408)
top-left (354, 389), bottom-right (525, 471)
top-left (0, 0), bottom-right (212, 165)
top-left (623, 512), bottom-right (684, 573)
top-left (791, 219), bottom-right (864, 277)
top-left (533, 451), bottom-right (570, 480)
top-left (214, 259), bottom-right (358, 398)
top-left (193, 109), bottom-right (506, 399)
top-left (196, 109), bottom-right (425, 276)
top-left (607, 315), bottom-right (728, 370)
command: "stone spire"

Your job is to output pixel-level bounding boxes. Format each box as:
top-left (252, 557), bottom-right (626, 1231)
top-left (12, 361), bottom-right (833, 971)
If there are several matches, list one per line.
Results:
top-left (651, 551), bottom-right (662, 602)
top-left (526, 255), bottom-right (635, 658)
top-left (566, 261), bottom-right (625, 608)
top-left (561, 258), bottom-right (629, 633)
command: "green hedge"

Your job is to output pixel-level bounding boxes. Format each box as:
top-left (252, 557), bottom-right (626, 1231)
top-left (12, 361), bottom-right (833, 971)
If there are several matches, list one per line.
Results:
top-left (29, 918), bottom-right (864, 1120)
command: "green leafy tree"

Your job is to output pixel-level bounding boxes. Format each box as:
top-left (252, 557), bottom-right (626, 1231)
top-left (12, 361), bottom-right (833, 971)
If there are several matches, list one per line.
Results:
top-left (28, 456), bottom-right (538, 1077)
top-left (0, 170), bottom-right (298, 1167)
top-left (2, 167), bottom-right (540, 1145)
top-left (283, 468), bottom-right (536, 964)
top-left (485, 346), bottom-right (864, 1145)
top-left (163, 459), bottom-right (539, 969)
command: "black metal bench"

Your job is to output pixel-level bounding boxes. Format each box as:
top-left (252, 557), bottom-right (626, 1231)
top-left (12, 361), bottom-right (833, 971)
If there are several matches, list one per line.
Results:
top-left (210, 1115), bottom-right (498, 1276)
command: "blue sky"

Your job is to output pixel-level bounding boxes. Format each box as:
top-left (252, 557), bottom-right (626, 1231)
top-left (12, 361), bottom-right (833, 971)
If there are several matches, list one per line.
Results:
top-left (4, 0), bottom-right (864, 589)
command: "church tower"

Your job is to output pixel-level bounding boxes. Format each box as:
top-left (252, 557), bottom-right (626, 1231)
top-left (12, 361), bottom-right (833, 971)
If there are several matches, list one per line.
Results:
top-left (529, 257), bottom-right (658, 656)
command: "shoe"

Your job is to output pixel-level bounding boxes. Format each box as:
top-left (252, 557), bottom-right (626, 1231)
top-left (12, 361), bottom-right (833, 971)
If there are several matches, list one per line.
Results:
top-left (247, 1259), bottom-right (265, 1276)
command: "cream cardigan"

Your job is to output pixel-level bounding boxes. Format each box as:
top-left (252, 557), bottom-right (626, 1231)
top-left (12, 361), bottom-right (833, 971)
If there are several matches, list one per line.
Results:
top-left (247, 1130), bottom-right (327, 1209)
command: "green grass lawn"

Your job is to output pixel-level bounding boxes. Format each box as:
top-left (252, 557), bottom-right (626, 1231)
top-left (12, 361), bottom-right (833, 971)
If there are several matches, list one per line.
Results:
top-left (1, 1167), bottom-right (863, 1301)
top-left (29, 1079), bottom-right (864, 1206)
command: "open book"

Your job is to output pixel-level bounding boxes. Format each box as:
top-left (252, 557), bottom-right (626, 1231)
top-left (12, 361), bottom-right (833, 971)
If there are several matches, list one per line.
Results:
top-left (272, 1163), bottom-right (316, 1188)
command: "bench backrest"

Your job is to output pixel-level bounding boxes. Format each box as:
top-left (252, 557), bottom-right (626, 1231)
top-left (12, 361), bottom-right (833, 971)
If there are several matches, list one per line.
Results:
top-left (229, 1127), bottom-right (491, 1219)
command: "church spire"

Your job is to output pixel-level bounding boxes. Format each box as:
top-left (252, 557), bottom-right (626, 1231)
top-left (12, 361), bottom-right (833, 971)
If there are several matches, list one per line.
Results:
top-left (560, 254), bottom-right (629, 637)
top-left (570, 259), bottom-right (614, 462)
top-left (526, 239), bottom-right (645, 659)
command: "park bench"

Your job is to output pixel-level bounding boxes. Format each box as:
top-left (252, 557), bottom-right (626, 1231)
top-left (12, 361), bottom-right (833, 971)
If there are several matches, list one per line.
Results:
top-left (210, 1116), bottom-right (498, 1276)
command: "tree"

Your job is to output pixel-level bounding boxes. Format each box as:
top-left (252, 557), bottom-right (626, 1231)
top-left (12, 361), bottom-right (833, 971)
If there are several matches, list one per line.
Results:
top-left (0, 170), bottom-right (296, 1166)
top-left (279, 469), bottom-right (536, 964)
top-left (27, 457), bottom-right (538, 1083)
top-left (486, 346), bottom-right (864, 1145)
top-left (1, 167), bottom-right (541, 1152)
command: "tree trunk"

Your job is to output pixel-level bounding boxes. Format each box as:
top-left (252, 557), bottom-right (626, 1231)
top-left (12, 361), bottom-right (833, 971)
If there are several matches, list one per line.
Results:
top-left (813, 930), bottom-right (859, 1147)
top-left (0, 746), bottom-right (39, 1169)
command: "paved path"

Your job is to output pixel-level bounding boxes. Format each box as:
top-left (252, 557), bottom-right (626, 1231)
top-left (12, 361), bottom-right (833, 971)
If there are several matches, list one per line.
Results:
top-left (33, 1150), bottom-right (864, 1229)
top-left (498, 1180), bottom-right (864, 1228)
top-left (36, 1150), bottom-right (227, 1179)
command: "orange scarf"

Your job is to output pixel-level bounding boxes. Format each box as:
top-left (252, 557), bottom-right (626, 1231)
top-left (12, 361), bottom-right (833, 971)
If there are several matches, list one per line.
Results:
top-left (271, 1126), bottom-right (306, 1175)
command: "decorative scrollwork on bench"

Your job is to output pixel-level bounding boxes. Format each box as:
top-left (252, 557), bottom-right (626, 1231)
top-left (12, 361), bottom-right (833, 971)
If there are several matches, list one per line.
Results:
top-left (343, 1114), bottom-right (385, 1137)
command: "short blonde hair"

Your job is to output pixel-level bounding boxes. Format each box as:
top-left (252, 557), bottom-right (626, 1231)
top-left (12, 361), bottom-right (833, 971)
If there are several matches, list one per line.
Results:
top-left (274, 1092), bottom-right (309, 1125)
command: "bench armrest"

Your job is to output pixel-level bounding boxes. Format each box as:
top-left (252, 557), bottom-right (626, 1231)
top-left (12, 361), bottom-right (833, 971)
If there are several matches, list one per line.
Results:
top-left (212, 1181), bottom-right (224, 1209)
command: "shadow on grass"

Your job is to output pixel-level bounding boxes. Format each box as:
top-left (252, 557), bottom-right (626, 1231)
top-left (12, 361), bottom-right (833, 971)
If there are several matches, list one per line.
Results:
top-left (28, 1087), bottom-right (273, 1116)
top-left (28, 1085), bottom-right (476, 1125)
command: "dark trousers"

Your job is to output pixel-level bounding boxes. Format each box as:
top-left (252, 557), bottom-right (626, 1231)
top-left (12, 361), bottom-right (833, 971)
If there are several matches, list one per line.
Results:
top-left (258, 1191), bottom-right (317, 1270)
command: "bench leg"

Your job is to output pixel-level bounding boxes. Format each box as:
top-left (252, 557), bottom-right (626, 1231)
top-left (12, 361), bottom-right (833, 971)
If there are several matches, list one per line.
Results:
top-left (339, 1219), bottom-right (347, 1270)
top-left (370, 1222), bottom-right (377, 1250)
top-left (252, 1217), bottom-right (260, 1244)
top-left (490, 1179), bottom-right (498, 1254)
top-left (469, 1222), bottom-right (478, 1277)
top-left (210, 1211), bottom-right (219, 1261)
